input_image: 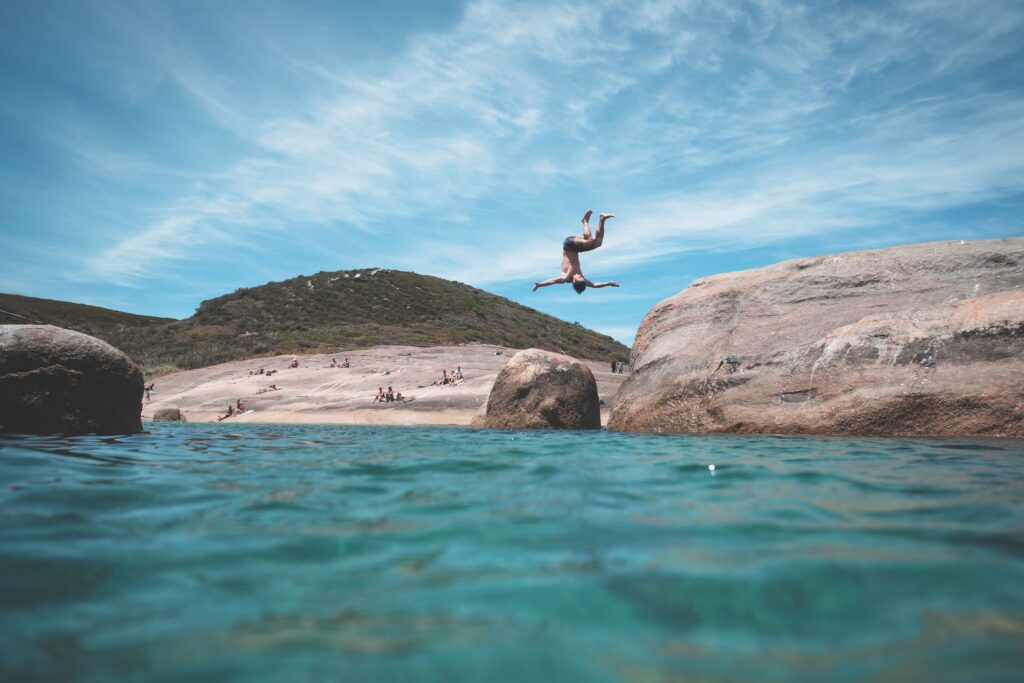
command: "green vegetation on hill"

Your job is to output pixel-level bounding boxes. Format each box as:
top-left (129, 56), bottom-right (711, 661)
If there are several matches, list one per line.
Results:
top-left (0, 293), bottom-right (173, 329)
top-left (1, 269), bottom-right (629, 374)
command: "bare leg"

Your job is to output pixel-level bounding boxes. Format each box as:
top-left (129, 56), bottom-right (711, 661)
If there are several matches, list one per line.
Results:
top-left (581, 209), bottom-right (593, 240)
top-left (596, 213), bottom-right (614, 245)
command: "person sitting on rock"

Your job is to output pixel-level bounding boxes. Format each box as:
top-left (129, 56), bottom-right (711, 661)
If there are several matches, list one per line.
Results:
top-left (386, 386), bottom-right (395, 402)
top-left (533, 210), bottom-right (620, 294)
top-left (341, 358), bottom-right (351, 368)
top-left (372, 387), bottom-right (385, 404)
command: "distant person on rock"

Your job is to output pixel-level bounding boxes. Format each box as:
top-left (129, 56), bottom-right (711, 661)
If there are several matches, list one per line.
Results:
top-left (533, 210), bottom-right (620, 294)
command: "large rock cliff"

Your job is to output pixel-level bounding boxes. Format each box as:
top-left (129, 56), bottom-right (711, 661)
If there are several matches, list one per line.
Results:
top-left (608, 239), bottom-right (1024, 437)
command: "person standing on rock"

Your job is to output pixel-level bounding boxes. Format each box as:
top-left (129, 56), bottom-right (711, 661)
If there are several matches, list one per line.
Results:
top-left (533, 210), bottom-right (620, 294)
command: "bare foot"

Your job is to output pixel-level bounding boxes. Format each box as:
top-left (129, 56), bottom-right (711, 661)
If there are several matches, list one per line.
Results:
top-left (532, 282), bottom-right (540, 292)
top-left (582, 209), bottom-right (593, 223)
top-left (599, 213), bottom-right (615, 222)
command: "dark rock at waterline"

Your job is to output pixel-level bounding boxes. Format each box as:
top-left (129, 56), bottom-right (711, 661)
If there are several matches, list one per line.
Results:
top-left (475, 348), bottom-right (601, 430)
top-left (609, 238), bottom-right (1024, 438)
top-left (0, 325), bottom-right (143, 435)
top-left (152, 407), bottom-right (185, 422)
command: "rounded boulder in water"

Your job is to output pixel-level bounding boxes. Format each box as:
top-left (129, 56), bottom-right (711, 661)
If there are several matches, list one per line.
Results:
top-left (477, 348), bottom-right (601, 430)
top-left (0, 325), bottom-right (144, 435)
top-left (153, 407), bottom-right (185, 423)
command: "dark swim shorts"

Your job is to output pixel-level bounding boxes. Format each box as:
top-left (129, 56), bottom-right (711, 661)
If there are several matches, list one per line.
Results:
top-left (563, 236), bottom-right (579, 252)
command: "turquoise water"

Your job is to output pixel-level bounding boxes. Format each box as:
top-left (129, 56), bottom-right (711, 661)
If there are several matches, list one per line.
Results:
top-left (1, 425), bottom-right (1022, 682)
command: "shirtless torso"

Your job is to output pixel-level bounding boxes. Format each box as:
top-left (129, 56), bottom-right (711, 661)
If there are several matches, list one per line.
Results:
top-left (561, 244), bottom-right (583, 280)
top-left (533, 210), bottom-right (620, 294)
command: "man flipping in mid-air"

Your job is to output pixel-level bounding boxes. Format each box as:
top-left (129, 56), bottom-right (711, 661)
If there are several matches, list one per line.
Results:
top-left (533, 210), bottom-right (619, 294)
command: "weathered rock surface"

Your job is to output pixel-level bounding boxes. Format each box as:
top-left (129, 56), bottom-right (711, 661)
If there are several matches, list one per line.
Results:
top-left (152, 407), bottom-right (185, 422)
top-left (609, 239), bottom-right (1024, 437)
top-left (476, 348), bottom-right (601, 429)
top-left (0, 325), bottom-right (143, 435)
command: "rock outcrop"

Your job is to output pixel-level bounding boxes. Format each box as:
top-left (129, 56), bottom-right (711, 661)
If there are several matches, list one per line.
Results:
top-left (609, 239), bottom-right (1024, 437)
top-left (152, 407), bottom-right (185, 422)
top-left (476, 348), bottom-right (601, 429)
top-left (0, 325), bottom-right (144, 435)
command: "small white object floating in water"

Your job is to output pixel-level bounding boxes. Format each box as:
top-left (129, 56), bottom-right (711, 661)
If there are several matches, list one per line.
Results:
top-left (708, 464), bottom-right (716, 472)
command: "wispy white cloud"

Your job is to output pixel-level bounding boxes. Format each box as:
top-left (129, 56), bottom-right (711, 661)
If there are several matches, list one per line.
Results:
top-left (436, 88), bottom-right (1024, 285)
top-left (84, 0), bottom-right (613, 277)
top-left (6, 0), bottom-right (1021, 308)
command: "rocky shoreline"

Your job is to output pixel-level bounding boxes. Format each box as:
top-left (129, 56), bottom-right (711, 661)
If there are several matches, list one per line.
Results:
top-left (609, 238), bottom-right (1024, 438)
top-left (140, 344), bottom-right (625, 428)
top-left (3, 239), bottom-right (1021, 437)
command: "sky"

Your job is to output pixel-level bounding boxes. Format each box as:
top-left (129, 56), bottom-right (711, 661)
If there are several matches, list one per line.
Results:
top-left (1, 0), bottom-right (1022, 345)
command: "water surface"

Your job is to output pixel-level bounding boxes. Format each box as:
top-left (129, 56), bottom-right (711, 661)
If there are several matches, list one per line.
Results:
top-left (1, 425), bottom-right (1022, 682)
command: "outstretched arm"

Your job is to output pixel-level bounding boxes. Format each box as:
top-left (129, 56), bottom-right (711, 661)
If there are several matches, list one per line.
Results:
top-left (533, 276), bottom-right (566, 291)
top-left (586, 280), bottom-right (620, 289)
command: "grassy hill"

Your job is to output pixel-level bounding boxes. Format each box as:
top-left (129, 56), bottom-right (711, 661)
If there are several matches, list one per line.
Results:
top-left (1, 269), bottom-right (629, 375)
top-left (0, 292), bottom-right (174, 329)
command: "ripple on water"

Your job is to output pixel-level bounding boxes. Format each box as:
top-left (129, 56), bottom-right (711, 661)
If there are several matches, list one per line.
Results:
top-left (0, 426), bottom-right (1022, 682)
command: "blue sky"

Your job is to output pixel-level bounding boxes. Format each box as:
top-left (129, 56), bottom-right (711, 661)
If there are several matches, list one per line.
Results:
top-left (1, 0), bottom-right (1022, 345)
